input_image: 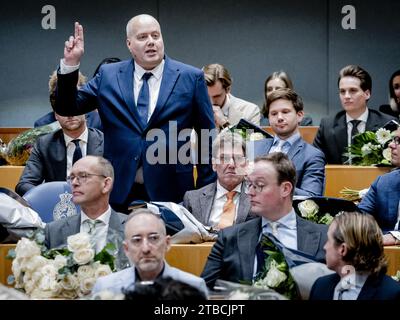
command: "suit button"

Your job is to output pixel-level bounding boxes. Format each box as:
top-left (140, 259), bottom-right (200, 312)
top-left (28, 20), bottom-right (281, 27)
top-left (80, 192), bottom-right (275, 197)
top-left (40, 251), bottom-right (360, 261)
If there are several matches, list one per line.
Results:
top-left (134, 156), bottom-right (139, 161)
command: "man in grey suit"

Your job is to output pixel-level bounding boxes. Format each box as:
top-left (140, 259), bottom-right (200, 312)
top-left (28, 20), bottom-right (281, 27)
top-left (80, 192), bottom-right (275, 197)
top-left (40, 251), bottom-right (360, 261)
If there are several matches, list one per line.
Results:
top-left (313, 65), bottom-right (396, 164)
top-left (201, 152), bottom-right (327, 289)
top-left (92, 208), bottom-right (208, 297)
top-left (250, 88), bottom-right (325, 196)
top-left (45, 156), bottom-right (128, 269)
top-left (183, 131), bottom-right (251, 230)
top-left (15, 112), bottom-right (103, 196)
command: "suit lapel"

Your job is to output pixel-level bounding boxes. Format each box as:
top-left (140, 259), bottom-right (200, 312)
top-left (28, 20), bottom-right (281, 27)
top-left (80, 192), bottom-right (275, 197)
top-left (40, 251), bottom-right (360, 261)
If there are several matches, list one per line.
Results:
top-left (147, 57), bottom-right (180, 128)
top-left (286, 137), bottom-right (303, 160)
top-left (252, 139), bottom-right (273, 159)
top-left (63, 214), bottom-right (81, 241)
top-left (116, 60), bottom-right (143, 132)
top-left (357, 273), bottom-right (383, 300)
top-left (86, 129), bottom-right (102, 155)
top-left (200, 182), bottom-right (217, 224)
top-left (52, 132), bottom-right (67, 179)
top-left (296, 216), bottom-right (321, 257)
top-left (236, 184), bottom-right (251, 223)
top-left (238, 218), bottom-right (262, 281)
top-left (332, 114), bottom-right (348, 163)
top-left (107, 209), bottom-right (125, 243)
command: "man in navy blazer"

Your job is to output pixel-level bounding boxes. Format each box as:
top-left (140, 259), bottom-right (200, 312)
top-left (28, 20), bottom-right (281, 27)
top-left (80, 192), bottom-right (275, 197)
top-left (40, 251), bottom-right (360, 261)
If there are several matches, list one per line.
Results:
top-left (16, 113), bottom-right (103, 196)
top-left (310, 212), bottom-right (400, 300)
top-left (54, 15), bottom-right (216, 211)
top-left (201, 153), bottom-right (327, 289)
top-left (313, 65), bottom-right (396, 164)
top-left (249, 88), bottom-right (325, 196)
top-left (358, 128), bottom-right (400, 244)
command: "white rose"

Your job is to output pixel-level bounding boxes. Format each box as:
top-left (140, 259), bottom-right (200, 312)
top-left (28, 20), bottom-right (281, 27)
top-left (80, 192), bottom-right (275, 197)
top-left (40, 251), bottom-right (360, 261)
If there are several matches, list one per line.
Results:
top-left (40, 264), bottom-right (58, 279)
top-left (12, 258), bottom-right (22, 279)
top-left (382, 148), bottom-right (392, 161)
top-left (23, 279), bottom-right (36, 295)
top-left (92, 290), bottom-right (125, 300)
top-left (60, 274), bottom-right (79, 291)
top-left (38, 274), bottom-right (59, 293)
top-left (73, 248), bottom-right (95, 265)
top-left (249, 132), bottom-right (265, 141)
top-left (60, 289), bottom-right (78, 300)
top-left (67, 232), bottom-right (92, 252)
top-left (79, 277), bottom-right (97, 296)
top-left (53, 255), bottom-right (68, 270)
top-left (361, 143), bottom-right (372, 156)
top-left (77, 265), bottom-right (95, 280)
top-left (15, 238), bottom-right (41, 259)
top-left (298, 200), bottom-right (319, 218)
top-left (30, 288), bottom-right (56, 299)
top-left (228, 290), bottom-right (250, 300)
top-left (265, 261), bottom-right (287, 288)
top-left (94, 264), bottom-right (112, 279)
top-left (24, 255), bottom-right (48, 273)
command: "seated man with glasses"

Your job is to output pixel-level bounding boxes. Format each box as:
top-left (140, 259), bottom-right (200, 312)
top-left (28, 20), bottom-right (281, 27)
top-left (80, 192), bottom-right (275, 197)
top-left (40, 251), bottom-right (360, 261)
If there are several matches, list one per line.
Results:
top-left (92, 208), bottom-right (208, 296)
top-left (201, 152), bottom-right (327, 289)
top-left (358, 128), bottom-right (400, 245)
top-left (44, 155), bottom-right (129, 269)
top-left (183, 131), bottom-right (252, 231)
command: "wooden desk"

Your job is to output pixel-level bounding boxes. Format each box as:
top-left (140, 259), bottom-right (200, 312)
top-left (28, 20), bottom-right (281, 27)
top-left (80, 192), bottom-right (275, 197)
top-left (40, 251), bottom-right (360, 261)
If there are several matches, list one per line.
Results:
top-left (0, 128), bottom-right (31, 144)
top-left (0, 166), bottom-right (24, 191)
top-left (324, 165), bottom-right (391, 198)
top-left (262, 126), bottom-right (319, 145)
top-left (1, 242), bottom-right (399, 287)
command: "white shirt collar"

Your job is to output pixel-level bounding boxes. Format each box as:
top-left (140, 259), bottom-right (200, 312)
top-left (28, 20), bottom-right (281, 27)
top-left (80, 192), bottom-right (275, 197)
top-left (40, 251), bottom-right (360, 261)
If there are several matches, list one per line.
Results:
top-left (134, 59), bottom-right (165, 81)
top-left (346, 108), bottom-right (369, 124)
top-left (80, 205), bottom-right (112, 225)
top-left (63, 127), bottom-right (89, 147)
top-left (216, 180), bottom-right (242, 200)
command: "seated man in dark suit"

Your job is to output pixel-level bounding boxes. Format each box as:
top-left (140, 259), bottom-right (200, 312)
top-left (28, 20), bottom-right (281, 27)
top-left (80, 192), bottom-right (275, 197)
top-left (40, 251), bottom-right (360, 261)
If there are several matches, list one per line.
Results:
top-left (250, 88), bottom-right (325, 196)
top-left (358, 128), bottom-right (400, 245)
top-left (313, 65), bottom-right (396, 164)
top-left (183, 131), bottom-right (251, 230)
top-left (201, 152), bottom-right (327, 289)
top-left (44, 156), bottom-right (128, 269)
top-left (34, 70), bottom-right (103, 131)
top-left (310, 211), bottom-right (400, 300)
top-left (16, 111), bottom-right (103, 196)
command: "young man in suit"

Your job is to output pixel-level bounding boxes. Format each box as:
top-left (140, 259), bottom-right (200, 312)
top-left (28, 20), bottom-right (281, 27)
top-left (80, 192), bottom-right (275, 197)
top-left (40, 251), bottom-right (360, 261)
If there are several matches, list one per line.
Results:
top-left (54, 15), bottom-right (216, 212)
top-left (313, 65), bottom-right (396, 164)
top-left (44, 156), bottom-right (128, 269)
top-left (183, 131), bottom-right (251, 229)
top-left (203, 63), bottom-right (261, 129)
top-left (15, 112), bottom-right (103, 196)
top-left (92, 208), bottom-right (208, 296)
top-left (201, 152), bottom-right (327, 289)
top-left (358, 128), bottom-right (400, 244)
top-left (250, 88), bottom-right (325, 196)
top-left (310, 211), bottom-right (400, 300)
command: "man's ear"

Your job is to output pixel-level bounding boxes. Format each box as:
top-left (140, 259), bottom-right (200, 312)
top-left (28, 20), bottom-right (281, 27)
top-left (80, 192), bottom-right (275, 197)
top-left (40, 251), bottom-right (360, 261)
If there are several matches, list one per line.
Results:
top-left (102, 177), bottom-right (113, 194)
top-left (339, 242), bottom-right (348, 257)
top-left (280, 181), bottom-right (292, 197)
top-left (165, 235), bottom-right (171, 252)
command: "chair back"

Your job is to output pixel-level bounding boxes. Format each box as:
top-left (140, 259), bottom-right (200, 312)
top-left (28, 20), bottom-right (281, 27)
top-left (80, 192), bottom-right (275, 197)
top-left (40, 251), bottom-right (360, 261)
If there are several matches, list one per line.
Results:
top-left (23, 181), bottom-right (80, 223)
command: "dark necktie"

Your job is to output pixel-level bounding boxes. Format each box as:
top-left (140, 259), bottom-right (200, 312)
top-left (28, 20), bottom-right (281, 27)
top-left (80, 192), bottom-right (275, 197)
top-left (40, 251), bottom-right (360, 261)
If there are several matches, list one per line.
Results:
top-left (72, 139), bottom-right (82, 164)
top-left (350, 120), bottom-right (361, 144)
top-left (137, 72), bottom-right (152, 127)
top-left (255, 233), bottom-right (275, 277)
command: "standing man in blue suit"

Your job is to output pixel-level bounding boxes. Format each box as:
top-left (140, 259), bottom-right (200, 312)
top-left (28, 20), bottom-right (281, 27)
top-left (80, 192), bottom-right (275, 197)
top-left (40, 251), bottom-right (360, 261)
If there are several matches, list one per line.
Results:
top-left (358, 128), bottom-right (400, 244)
top-left (54, 14), bottom-right (216, 212)
top-left (250, 88), bottom-right (325, 196)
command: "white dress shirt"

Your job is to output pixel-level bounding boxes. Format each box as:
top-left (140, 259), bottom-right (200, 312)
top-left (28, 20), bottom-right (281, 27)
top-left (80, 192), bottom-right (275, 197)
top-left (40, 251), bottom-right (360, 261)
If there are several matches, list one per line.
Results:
top-left (63, 127), bottom-right (89, 177)
top-left (209, 181), bottom-right (242, 227)
top-left (80, 206), bottom-right (112, 253)
top-left (333, 272), bottom-right (369, 300)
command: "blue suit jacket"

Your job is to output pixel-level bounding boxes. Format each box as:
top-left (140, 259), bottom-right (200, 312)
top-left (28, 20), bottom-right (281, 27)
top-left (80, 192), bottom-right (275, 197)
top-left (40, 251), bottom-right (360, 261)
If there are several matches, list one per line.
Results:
top-left (358, 168), bottom-right (400, 232)
top-left (310, 272), bottom-right (400, 300)
top-left (250, 137), bottom-right (326, 196)
top-left (55, 57), bottom-right (216, 206)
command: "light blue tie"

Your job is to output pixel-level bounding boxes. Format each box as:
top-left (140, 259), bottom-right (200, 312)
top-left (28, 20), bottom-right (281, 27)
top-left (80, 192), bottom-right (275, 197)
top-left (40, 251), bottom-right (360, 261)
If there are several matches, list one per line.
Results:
top-left (137, 72), bottom-right (152, 127)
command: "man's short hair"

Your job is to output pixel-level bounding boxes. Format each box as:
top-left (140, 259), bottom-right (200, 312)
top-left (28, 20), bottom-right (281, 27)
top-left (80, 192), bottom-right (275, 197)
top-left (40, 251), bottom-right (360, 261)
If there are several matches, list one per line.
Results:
top-left (332, 211), bottom-right (387, 275)
top-left (94, 156), bottom-right (114, 181)
top-left (265, 88), bottom-right (304, 115)
top-left (125, 208), bottom-right (167, 236)
top-left (211, 131), bottom-right (246, 159)
top-left (338, 65), bottom-right (372, 93)
top-left (254, 152), bottom-right (297, 196)
top-left (203, 63), bottom-right (232, 90)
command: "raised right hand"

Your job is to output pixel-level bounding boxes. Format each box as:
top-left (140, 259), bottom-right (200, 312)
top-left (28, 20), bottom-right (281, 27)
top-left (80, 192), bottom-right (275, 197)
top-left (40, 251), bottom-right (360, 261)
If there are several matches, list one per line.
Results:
top-left (63, 22), bottom-right (84, 66)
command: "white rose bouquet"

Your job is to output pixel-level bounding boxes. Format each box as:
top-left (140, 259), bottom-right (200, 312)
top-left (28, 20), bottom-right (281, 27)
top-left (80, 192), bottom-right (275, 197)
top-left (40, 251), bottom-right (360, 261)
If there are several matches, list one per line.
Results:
top-left (344, 128), bottom-right (396, 166)
top-left (7, 229), bottom-right (115, 299)
top-left (297, 200), bottom-right (334, 225)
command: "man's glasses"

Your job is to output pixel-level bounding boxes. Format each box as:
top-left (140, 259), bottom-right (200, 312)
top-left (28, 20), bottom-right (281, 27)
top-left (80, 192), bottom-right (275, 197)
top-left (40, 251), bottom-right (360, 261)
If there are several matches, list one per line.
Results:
top-left (67, 172), bottom-right (106, 184)
top-left (217, 154), bottom-right (246, 165)
top-left (244, 180), bottom-right (265, 193)
top-left (129, 234), bottom-right (163, 247)
top-left (392, 136), bottom-right (400, 145)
